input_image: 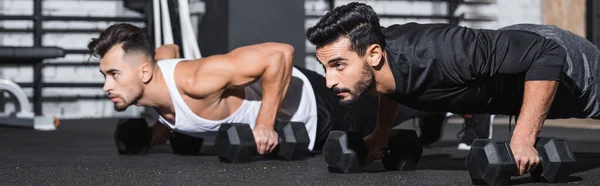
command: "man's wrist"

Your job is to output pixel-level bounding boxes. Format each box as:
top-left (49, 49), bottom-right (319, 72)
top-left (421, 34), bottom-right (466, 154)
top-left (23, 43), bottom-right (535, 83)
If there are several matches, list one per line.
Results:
top-left (373, 127), bottom-right (392, 136)
top-left (510, 130), bottom-right (537, 146)
top-left (254, 119), bottom-right (275, 129)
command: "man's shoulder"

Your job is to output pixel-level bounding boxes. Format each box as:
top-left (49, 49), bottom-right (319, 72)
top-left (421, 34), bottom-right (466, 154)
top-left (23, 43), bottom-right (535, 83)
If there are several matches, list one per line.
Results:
top-left (382, 22), bottom-right (458, 33)
top-left (382, 22), bottom-right (471, 42)
top-left (156, 58), bottom-right (188, 68)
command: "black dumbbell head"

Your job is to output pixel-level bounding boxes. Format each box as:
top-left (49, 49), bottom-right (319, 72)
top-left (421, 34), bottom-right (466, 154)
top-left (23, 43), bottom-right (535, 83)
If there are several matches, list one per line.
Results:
top-left (114, 118), bottom-right (152, 155)
top-left (322, 131), bottom-right (368, 173)
top-left (531, 137), bottom-right (576, 183)
top-left (382, 129), bottom-right (423, 171)
top-left (466, 139), bottom-right (516, 186)
top-left (215, 123), bottom-right (257, 163)
top-left (169, 130), bottom-right (204, 155)
top-left (275, 121), bottom-right (310, 161)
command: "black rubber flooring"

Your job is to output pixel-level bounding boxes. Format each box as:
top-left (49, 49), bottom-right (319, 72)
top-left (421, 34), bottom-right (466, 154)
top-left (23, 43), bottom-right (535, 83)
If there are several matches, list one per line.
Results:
top-left (1, 118), bottom-right (599, 185)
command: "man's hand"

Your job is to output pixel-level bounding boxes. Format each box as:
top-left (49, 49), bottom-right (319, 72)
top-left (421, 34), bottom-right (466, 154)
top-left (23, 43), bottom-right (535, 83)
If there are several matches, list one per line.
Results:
top-left (364, 130), bottom-right (391, 163)
top-left (364, 95), bottom-right (398, 162)
top-left (510, 80), bottom-right (557, 175)
top-left (253, 126), bottom-right (279, 155)
top-left (151, 123), bottom-right (171, 146)
top-left (510, 143), bottom-right (540, 176)
top-left (179, 43), bottom-right (294, 149)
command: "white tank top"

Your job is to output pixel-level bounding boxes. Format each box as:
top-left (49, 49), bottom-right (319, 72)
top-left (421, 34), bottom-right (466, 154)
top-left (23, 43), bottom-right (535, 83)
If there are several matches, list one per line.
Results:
top-left (152, 59), bottom-right (318, 150)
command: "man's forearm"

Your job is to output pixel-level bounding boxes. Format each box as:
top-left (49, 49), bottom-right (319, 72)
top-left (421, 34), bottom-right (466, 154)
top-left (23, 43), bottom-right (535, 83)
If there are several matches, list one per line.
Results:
top-left (375, 95), bottom-right (399, 134)
top-left (255, 51), bottom-right (293, 128)
top-left (151, 122), bottom-right (171, 146)
top-left (511, 80), bottom-right (558, 145)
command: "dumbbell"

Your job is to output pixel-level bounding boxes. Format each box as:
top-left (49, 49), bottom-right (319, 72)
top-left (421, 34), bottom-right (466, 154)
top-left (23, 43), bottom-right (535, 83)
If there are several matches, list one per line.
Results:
top-left (322, 129), bottom-right (423, 173)
top-left (466, 137), bottom-right (576, 185)
top-left (215, 121), bottom-right (310, 163)
top-left (114, 118), bottom-right (152, 155)
top-left (169, 130), bottom-right (204, 155)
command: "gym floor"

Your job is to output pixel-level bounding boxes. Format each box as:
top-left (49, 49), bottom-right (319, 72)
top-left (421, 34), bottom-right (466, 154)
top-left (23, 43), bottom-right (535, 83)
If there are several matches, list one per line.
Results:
top-left (2, 118), bottom-right (599, 185)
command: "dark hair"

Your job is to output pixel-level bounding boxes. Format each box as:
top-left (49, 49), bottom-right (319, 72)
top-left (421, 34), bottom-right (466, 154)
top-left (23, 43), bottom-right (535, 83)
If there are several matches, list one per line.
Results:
top-left (306, 2), bottom-right (385, 57)
top-left (88, 23), bottom-right (155, 61)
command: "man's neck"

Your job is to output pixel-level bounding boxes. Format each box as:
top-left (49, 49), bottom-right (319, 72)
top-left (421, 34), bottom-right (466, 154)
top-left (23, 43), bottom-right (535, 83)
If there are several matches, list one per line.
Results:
top-left (136, 68), bottom-right (174, 113)
top-left (373, 51), bottom-right (397, 95)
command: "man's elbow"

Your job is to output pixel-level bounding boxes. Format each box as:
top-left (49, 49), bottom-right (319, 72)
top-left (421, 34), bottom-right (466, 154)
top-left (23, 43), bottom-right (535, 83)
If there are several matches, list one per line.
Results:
top-left (280, 43), bottom-right (294, 57)
top-left (256, 43), bottom-right (295, 70)
top-left (277, 43), bottom-right (294, 66)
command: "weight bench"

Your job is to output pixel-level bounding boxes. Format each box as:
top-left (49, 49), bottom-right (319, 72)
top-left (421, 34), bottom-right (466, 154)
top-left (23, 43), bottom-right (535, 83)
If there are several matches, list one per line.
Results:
top-left (0, 47), bottom-right (65, 130)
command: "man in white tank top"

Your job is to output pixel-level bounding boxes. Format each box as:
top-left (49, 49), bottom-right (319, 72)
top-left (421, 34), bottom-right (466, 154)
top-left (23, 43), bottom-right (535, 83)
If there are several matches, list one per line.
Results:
top-left (88, 23), bottom-right (362, 154)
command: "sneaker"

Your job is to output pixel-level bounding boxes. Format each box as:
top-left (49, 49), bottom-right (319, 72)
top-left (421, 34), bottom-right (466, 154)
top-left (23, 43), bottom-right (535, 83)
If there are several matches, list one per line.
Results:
top-left (417, 113), bottom-right (449, 146)
top-left (457, 114), bottom-right (494, 150)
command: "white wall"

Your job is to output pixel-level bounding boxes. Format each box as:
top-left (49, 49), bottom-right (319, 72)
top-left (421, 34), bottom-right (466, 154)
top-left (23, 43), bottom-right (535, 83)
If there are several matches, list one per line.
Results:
top-left (0, 0), bottom-right (543, 119)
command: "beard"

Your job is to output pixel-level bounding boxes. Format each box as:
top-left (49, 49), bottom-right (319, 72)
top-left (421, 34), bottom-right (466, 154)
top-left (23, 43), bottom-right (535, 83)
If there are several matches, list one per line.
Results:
top-left (114, 101), bottom-right (128, 111)
top-left (112, 91), bottom-right (142, 112)
top-left (333, 62), bottom-right (375, 106)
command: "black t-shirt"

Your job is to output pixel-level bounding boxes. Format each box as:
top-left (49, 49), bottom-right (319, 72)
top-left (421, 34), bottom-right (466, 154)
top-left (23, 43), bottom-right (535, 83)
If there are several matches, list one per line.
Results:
top-left (384, 23), bottom-right (566, 115)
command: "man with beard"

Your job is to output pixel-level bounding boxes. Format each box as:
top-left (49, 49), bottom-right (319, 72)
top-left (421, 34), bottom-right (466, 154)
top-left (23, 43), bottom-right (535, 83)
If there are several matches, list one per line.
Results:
top-left (306, 2), bottom-right (600, 176)
top-left (90, 23), bottom-right (371, 154)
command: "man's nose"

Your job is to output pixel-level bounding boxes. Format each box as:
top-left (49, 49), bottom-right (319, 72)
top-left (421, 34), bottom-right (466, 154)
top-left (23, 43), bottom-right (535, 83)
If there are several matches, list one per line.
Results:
top-left (103, 79), bottom-right (112, 93)
top-left (325, 73), bottom-right (338, 90)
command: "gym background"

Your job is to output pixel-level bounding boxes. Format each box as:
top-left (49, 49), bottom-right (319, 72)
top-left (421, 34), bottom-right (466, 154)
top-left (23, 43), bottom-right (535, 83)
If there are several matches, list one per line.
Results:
top-left (0, 0), bottom-right (596, 126)
top-left (1, 1), bottom-right (600, 185)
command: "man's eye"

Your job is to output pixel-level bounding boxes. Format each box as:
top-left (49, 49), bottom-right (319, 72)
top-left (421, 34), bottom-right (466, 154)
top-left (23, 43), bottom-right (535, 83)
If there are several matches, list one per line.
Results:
top-left (335, 63), bottom-right (345, 69)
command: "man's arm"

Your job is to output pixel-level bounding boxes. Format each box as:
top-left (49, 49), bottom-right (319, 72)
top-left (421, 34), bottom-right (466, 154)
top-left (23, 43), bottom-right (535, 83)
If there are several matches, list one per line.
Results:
top-left (151, 122), bottom-right (171, 146)
top-left (511, 80), bottom-right (558, 175)
top-left (364, 95), bottom-right (399, 162)
top-left (182, 42), bottom-right (294, 120)
top-left (375, 95), bottom-right (399, 135)
top-left (181, 42), bottom-right (294, 154)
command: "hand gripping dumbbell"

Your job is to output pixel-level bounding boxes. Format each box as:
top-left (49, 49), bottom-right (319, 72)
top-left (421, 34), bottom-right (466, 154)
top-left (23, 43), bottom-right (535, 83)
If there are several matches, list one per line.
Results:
top-left (466, 137), bottom-right (576, 185)
top-left (114, 118), bottom-right (152, 155)
top-left (322, 129), bottom-right (423, 173)
top-left (169, 130), bottom-right (205, 155)
top-left (215, 121), bottom-right (311, 163)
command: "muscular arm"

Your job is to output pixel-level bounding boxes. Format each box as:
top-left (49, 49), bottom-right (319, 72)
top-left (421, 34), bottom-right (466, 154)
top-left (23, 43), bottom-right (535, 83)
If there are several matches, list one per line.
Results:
top-left (182, 42), bottom-right (294, 129)
top-left (511, 80), bottom-right (558, 145)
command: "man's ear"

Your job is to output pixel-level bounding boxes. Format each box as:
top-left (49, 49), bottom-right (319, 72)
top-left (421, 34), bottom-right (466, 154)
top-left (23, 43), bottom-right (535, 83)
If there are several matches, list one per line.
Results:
top-left (366, 44), bottom-right (384, 68)
top-left (141, 58), bottom-right (154, 83)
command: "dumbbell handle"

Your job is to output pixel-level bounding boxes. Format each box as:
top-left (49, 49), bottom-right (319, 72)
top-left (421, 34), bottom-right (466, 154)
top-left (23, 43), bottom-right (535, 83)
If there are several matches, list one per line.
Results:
top-left (504, 146), bottom-right (544, 162)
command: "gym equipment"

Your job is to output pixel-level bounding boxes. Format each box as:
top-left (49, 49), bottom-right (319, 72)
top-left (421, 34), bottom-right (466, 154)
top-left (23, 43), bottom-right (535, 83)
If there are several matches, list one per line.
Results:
top-left (176, 0), bottom-right (202, 59)
top-left (114, 118), bottom-right (152, 155)
top-left (382, 129), bottom-right (423, 170)
top-left (466, 137), bottom-right (576, 185)
top-left (169, 130), bottom-right (204, 155)
top-left (0, 79), bottom-right (56, 130)
top-left (215, 121), bottom-right (310, 163)
top-left (532, 137), bottom-right (576, 182)
top-left (150, 0), bottom-right (201, 59)
top-left (0, 47), bottom-right (65, 131)
top-left (323, 129), bottom-right (423, 174)
top-left (323, 131), bottom-right (367, 173)
top-left (2, 0), bottom-right (153, 103)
